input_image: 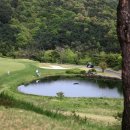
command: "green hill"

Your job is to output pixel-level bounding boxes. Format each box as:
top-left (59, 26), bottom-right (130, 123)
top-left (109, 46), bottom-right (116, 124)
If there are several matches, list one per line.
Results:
top-left (0, 0), bottom-right (119, 56)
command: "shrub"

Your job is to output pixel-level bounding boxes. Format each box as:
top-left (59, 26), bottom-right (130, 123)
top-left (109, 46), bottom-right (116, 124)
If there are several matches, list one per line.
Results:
top-left (99, 62), bottom-right (107, 73)
top-left (43, 50), bottom-right (61, 63)
top-left (79, 56), bottom-right (92, 65)
top-left (60, 48), bottom-right (78, 64)
top-left (66, 68), bottom-right (86, 74)
top-left (106, 53), bottom-right (122, 68)
top-left (80, 70), bottom-right (86, 74)
top-left (87, 68), bottom-right (97, 74)
top-left (56, 92), bottom-right (64, 99)
top-left (114, 112), bottom-right (122, 121)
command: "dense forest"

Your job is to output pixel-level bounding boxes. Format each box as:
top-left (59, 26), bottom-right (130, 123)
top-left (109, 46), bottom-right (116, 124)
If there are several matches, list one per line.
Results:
top-left (0, 0), bottom-right (121, 68)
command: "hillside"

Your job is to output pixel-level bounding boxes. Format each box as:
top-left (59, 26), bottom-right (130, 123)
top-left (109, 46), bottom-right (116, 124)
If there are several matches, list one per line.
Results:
top-left (0, 0), bottom-right (119, 56)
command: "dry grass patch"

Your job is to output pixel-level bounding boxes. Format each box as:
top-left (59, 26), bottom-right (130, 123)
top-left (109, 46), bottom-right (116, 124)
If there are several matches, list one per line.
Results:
top-left (53, 110), bottom-right (119, 125)
top-left (0, 106), bottom-right (71, 130)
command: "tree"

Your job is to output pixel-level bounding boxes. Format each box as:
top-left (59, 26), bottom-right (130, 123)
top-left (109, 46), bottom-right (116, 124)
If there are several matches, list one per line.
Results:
top-left (117, 0), bottom-right (130, 129)
top-left (99, 62), bottom-right (107, 73)
top-left (11, 0), bottom-right (18, 8)
top-left (0, 0), bottom-right (13, 24)
top-left (60, 48), bottom-right (78, 64)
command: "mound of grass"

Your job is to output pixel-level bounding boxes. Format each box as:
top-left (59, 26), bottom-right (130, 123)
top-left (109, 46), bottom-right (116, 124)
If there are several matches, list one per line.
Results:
top-left (66, 68), bottom-right (86, 74)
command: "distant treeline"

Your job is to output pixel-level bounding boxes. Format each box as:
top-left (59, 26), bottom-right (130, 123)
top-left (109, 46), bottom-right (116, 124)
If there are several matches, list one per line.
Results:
top-left (0, 0), bottom-right (119, 57)
top-left (13, 48), bottom-right (121, 70)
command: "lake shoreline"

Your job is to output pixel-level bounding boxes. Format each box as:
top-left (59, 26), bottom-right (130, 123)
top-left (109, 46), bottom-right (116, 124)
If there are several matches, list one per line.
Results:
top-left (85, 74), bottom-right (121, 81)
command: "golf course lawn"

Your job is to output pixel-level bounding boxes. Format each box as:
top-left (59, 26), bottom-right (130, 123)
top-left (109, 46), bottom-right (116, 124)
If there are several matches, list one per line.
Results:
top-left (0, 57), bottom-right (123, 130)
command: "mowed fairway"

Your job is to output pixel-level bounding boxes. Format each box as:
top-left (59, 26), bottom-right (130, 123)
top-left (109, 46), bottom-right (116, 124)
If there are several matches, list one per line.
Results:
top-left (0, 57), bottom-right (26, 75)
top-left (0, 57), bottom-right (123, 130)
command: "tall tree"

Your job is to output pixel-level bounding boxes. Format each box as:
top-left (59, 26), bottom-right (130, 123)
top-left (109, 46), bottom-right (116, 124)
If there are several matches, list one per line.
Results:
top-left (0, 0), bottom-right (13, 24)
top-left (117, 0), bottom-right (130, 129)
top-left (11, 0), bottom-right (18, 8)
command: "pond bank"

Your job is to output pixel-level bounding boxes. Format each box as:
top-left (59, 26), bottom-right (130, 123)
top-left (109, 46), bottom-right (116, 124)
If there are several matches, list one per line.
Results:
top-left (85, 74), bottom-right (121, 81)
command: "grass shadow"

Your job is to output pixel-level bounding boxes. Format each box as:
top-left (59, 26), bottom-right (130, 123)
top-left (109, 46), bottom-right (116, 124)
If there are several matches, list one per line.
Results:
top-left (0, 92), bottom-right (67, 120)
top-left (0, 92), bottom-right (89, 124)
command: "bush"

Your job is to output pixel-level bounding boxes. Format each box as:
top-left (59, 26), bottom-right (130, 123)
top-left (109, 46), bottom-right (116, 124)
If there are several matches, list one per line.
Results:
top-left (66, 68), bottom-right (86, 74)
top-left (56, 92), bottom-right (64, 99)
top-left (91, 53), bottom-right (122, 70)
top-left (43, 50), bottom-right (55, 63)
top-left (60, 48), bottom-right (78, 64)
top-left (79, 56), bottom-right (92, 65)
top-left (106, 53), bottom-right (122, 68)
top-left (113, 65), bottom-right (122, 71)
top-left (114, 112), bottom-right (122, 121)
top-left (87, 68), bottom-right (97, 74)
top-left (99, 62), bottom-right (107, 73)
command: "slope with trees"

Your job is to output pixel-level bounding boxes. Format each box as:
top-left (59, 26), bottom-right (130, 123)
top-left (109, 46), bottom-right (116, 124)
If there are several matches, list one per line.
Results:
top-left (0, 0), bottom-right (119, 57)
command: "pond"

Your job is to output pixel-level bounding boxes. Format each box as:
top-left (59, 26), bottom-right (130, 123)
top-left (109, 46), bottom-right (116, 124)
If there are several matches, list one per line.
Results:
top-left (18, 78), bottom-right (123, 98)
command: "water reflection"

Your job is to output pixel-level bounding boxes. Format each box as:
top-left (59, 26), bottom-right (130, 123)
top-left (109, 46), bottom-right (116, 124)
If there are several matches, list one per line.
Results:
top-left (87, 78), bottom-right (122, 94)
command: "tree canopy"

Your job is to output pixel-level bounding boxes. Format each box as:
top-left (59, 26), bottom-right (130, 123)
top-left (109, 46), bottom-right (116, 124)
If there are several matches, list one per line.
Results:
top-left (0, 0), bottom-right (119, 56)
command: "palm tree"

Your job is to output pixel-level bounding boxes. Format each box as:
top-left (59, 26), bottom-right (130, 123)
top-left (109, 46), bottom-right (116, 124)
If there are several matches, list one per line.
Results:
top-left (117, 0), bottom-right (130, 129)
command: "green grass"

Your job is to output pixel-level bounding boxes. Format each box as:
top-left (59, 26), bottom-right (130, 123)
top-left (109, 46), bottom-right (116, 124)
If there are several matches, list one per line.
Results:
top-left (0, 57), bottom-right (123, 130)
top-left (0, 57), bottom-right (25, 75)
top-left (66, 68), bottom-right (86, 74)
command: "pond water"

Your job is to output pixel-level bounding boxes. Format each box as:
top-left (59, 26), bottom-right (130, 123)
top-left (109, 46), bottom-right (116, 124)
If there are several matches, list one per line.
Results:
top-left (18, 78), bottom-right (123, 98)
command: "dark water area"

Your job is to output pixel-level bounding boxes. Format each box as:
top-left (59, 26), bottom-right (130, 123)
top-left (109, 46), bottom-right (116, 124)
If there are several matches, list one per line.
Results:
top-left (18, 78), bottom-right (123, 98)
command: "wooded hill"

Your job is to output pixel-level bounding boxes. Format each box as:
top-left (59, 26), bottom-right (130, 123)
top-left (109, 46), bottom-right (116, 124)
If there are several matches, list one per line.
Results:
top-left (0, 0), bottom-right (119, 56)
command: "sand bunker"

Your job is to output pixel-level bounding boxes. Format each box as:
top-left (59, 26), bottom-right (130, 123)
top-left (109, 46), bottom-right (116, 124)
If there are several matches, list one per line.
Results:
top-left (40, 65), bottom-right (67, 69)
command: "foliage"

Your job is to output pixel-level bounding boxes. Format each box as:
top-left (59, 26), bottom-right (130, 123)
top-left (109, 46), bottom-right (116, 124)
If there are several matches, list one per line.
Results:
top-left (43, 50), bottom-right (60, 63)
top-left (30, 49), bottom-right (122, 70)
top-left (91, 52), bottom-right (122, 70)
top-left (60, 48), bottom-right (78, 64)
top-left (0, 0), bottom-right (13, 24)
top-left (79, 56), bottom-right (92, 65)
top-left (0, 0), bottom-right (121, 70)
top-left (106, 53), bottom-right (122, 70)
top-left (66, 68), bottom-right (86, 74)
top-left (87, 68), bottom-right (97, 74)
top-left (99, 62), bottom-right (108, 73)
top-left (114, 112), bottom-right (122, 121)
top-left (0, 0), bottom-right (119, 57)
top-left (56, 91), bottom-right (64, 99)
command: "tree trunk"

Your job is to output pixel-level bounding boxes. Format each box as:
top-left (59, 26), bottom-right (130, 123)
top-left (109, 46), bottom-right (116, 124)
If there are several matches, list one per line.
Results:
top-left (117, 0), bottom-right (130, 130)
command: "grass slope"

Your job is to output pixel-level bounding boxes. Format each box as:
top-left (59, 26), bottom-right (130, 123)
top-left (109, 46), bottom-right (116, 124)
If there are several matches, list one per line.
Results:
top-left (0, 57), bottom-right (25, 75)
top-left (0, 57), bottom-right (123, 130)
